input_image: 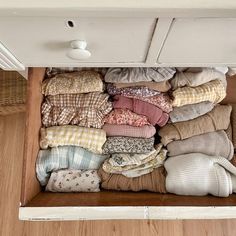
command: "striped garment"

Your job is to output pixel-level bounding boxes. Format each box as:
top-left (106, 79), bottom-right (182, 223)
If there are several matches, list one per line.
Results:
top-left (40, 125), bottom-right (106, 154)
top-left (41, 93), bottom-right (112, 128)
top-left (36, 146), bottom-right (108, 186)
top-left (172, 79), bottom-right (226, 107)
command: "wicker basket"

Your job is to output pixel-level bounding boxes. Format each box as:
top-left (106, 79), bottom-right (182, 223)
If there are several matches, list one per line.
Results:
top-left (0, 69), bottom-right (26, 115)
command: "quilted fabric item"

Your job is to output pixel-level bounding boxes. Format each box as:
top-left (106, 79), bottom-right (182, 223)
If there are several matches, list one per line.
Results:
top-left (42, 71), bottom-right (104, 95)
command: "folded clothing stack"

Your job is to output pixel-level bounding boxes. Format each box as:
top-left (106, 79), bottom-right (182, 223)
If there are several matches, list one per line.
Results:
top-left (98, 67), bottom-right (175, 192)
top-left (158, 68), bottom-right (235, 197)
top-left (36, 69), bottom-right (112, 192)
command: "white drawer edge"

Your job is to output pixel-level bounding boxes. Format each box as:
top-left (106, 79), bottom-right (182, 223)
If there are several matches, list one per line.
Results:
top-left (19, 206), bottom-right (147, 221)
top-left (19, 206), bottom-right (236, 221)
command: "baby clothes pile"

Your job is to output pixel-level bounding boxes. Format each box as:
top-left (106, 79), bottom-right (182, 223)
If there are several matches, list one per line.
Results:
top-left (35, 66), bottom-right (236, 198)
top-left (99, 68), bottom-right (175, 192)
top-left (159, 68), bottom-right (236, 197)
top-left (37, 68), bottom-right (112, 192)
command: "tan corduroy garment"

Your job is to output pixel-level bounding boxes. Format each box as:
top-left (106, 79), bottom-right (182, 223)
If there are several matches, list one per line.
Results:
top-left (98, 166), bottom-right (167, 193)
top-left (159, 105), bottom-right (232, 146)
top-left (114, 81), bottom-right (171, 92)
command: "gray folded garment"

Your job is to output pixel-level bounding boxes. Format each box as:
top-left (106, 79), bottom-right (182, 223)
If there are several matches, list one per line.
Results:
top-left (167, 131), bottom-right (234, 160)
top-left (170, 67), bottom-right (227, 89)
top-left (169, 101), bottom-right (214, 123)
top-left (105, 67), bottom-right (176, 83)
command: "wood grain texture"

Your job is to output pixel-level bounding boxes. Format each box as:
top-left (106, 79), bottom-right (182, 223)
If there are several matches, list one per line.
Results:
top-left (1, 112), bottom-right (236, 235)
top-left (27, 192), bottom-right (236, 207)
top-left (21, 67), bottom-right (45, 206)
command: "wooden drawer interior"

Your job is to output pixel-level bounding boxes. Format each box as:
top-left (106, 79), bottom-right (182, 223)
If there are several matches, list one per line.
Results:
top-left (21, 67), bottom-right (236, 208)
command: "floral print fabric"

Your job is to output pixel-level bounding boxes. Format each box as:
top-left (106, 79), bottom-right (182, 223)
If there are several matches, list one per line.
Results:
top-left (103, 109), bottom-right (150, 127)
top-left (46, 169), bottom-right (101, 192)
top-left (106, 83), bottom-right (160, 97)
top-left (102, 136), bottom-right (155, 154)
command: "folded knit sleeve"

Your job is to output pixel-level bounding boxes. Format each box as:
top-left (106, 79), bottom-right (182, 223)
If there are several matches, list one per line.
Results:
top-left (167, 131), bottom-right (234, 160)
top-left (42, 71), bottom-right (104, 95)
top-left (98, 166), bottom-right (167, 193)
top-left (159, 105), bottom-right (232, 146)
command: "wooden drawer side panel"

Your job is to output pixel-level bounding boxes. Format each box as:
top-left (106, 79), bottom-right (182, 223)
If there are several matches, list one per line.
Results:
top-left (21, 67), bottom-right (45, 206)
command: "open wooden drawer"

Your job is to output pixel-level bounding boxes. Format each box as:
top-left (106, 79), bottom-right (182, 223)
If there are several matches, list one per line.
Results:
top-left (19, 68), bottom-right (236, 221)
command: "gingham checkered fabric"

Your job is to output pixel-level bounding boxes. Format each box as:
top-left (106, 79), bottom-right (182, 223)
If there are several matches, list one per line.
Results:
top-left (36, 146), bottom-right (108, 185)
top-left (41, 92), bottom-right (112, 128)
top-left (40, 125), bottom-right (106, 154)
top-left (172, 79), bottom-right (226, 107)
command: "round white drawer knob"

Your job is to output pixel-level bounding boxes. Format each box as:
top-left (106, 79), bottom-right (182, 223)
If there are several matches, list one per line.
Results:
top-left (66, 40), bottom-right (91, 60)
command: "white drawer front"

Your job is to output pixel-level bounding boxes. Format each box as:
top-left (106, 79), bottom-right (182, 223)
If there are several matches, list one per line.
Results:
top-left (0, 17), bottom-right (156, 66)
top-left (158, 18), bottom-right (236, 66)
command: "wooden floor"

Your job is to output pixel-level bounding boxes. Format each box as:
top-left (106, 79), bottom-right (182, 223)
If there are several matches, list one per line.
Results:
top-left (1, 113), bottom-right (236, 236)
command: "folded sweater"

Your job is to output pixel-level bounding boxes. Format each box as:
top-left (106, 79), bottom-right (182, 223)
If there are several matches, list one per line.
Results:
top-left (159, 105), bottom-right (232, 146)
top-left (113, 95), bottom-right (169, 126)
top-left (169, 101), bottom-right (214, 123)
top-left (172, 79), bottom-right (226, 107)
top-left (98, 166), bottom-right (167, 193)
top-left (105, 67), bottom-right (176, 83)
top-left (36, 146), bottom-right (108, 186)
top-left (167, 131), bottom-right (234, 160)
top-left (40, 125), bottom-right (106, 154)
top-left (165, 153), bottom-right (236, 197)
top-left (42, 71), bottom-right (104, 95)
top-left (171, 67), bottom-right (226, 89)
top-left (103, 124), bottom-right (156, 139)
top-left (42, 93), bottom-right (112, 128)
